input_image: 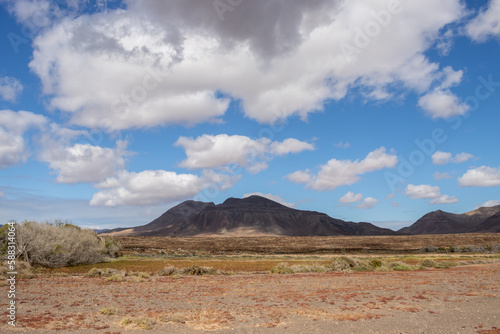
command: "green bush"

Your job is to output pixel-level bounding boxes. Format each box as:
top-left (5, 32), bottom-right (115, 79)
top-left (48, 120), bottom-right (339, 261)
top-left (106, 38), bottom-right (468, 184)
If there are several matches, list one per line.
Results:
top-left (370, 259), bottom-right (382, 268)
top-left (420, 259), bottom-right (437, 268)
top-left (390, 262), bottom-right (414, 271)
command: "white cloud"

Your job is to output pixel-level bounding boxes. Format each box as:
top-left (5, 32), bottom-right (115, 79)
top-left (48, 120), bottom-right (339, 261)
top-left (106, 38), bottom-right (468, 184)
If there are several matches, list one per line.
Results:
top-left (175, 134), bottom-right (313, 173)
top-left (27, 0), bottom-right (467, 130)
top-left (0, 110), bottom-right (47, 168)
top-left (430, 194), bottom-right (459, 205)
top-left (243, 192), bottom-right (296, 208)
top-left (405, 184), bottom-right (458, 205)
top-left (287, 147), bottom-right (397, 191)
top-left (270, 138), bottom-right (315, 156)
top-left (432, 151), bottom-right (474, 165)
top-left (432, 151), bottom-right (452, 165)
top-left (0, 77), bottom-right (23, 102)
top-left (405, 184), bottom-right (441, 199)
top-left (40, 141), bottom-right (129, 184)
top-left (458, 166), bottom-right (500, 187)
top-left (466, 0), bottom-right (500, 41)
top-left (338, 191), bottom-right (363, 204)
top-left (356, 197), bottom-right (378, 209)
top-left (90, 169), bottom-right (239, 207)
top-left (0, 187), bottom-right (4, 198)
top-left (476, 200), bottom-right (500, 209)
top-left (418, 90), bottom-right (469, 119)
top-left (452, 152), bottom-right (474, 163)
top-left (434, 171), bottom-right (452, 180)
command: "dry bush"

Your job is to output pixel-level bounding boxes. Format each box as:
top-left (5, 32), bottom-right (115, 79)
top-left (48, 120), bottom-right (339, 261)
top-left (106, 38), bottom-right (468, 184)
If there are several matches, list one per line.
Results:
top-left (181, 265), bottom-right (220, 275)
top-left (156, 265), bottom-right (179, 276)
top-left (100, 306), bottom-right (115, 315)
top-left (0, 221), bottom-right (121, 268)
top-left (389, 261), bottom-right (414, 271)
top-left (420, 259), bottom-right (437, 268)
top-left (269, 262), bottom-right (295, 274)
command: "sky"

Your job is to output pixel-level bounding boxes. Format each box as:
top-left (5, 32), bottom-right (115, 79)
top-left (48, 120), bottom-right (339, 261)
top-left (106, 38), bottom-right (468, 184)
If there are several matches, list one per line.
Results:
top-left (0, 0), bottom-right (499, 231)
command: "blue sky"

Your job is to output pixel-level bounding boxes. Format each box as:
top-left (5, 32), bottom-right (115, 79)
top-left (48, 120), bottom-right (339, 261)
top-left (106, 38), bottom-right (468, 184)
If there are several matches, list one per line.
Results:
top-left (0, 0), bottom-right (499, 230)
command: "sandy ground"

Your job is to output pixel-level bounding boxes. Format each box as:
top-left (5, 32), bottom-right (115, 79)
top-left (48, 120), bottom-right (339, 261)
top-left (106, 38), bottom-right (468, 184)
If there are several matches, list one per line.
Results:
top-left (1, 263), bottom-right (500, 334)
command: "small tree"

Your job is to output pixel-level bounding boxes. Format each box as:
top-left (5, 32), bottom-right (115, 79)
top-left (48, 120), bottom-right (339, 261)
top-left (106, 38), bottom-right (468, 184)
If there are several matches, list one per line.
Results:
top-left (1, 221), bottom-right (121, 267)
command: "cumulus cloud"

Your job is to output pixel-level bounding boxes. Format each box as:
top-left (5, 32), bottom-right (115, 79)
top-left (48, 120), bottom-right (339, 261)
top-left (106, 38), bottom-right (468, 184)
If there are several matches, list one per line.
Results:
top-left (405, 184), bottom-right (441, 199)
top-left (243, 192), bottom-right (296, 208)
top-left (418, 90), bottom-right (469, 119)
top-left (0, 77), bottom-right (23, 102)
top-left (287, 147), bottom-right (397, 191)
top-left (430, 194), bottom-right (459, 205)
top-left (466, 0), bottom-right (500, 41)
top-left (458, 166), bottom-right (500, 187)
top-left (476, 200), bottom-right (500, 209)
top-left (453, 152), bottom-right (474, 163)
top-left (432, 151), bottom-right (474, 165)
top-left (356, 197), bottom-right (378, 209)
top-left (26, 0), bottom-right (467, 130)
top-left (431, 151), bottom-right (453, 165)
top-left (175, 134), bottom-right (313, 173)
top-left (405, 184), bottom-right (458, 205)
top-left (90, 169), bottom-right (239, 207)
top-left (0, 110), bottom-right (47, 168)
top-left (338, 191), bottom-right (363, 204)
top-left (40, 141), bottom-right (129, 184)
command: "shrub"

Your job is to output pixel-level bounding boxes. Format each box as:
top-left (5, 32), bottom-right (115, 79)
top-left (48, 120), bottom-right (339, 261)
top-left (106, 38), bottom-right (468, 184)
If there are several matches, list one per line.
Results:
top-left (156, 265), bottom-right (178, 276)
top-left (105, 273), bottom-right (125, 282)
top-left (269, 262), bottom-right (295, 274)
top-left (159, 313), bottom-right (186, 323)
top-left (370, 259), bottom-right (382, 268)
top-left (120, 317), bottom-right (132, 326)
top-left (100, 307), bottom-right (115, 315)
top-left (390, 262), bottom-right (414, 271)
top-left (134, 317), bottom-right (156, 330)
top-left (420, 259), bottom-right (437, 268)
top-left (181, 265), bottom-right (219, 275)
top-left (0, 221), bottom-right (121, 267)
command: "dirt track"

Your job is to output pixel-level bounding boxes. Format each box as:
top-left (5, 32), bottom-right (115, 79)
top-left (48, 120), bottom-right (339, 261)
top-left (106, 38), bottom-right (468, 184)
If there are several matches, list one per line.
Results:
top-left (2, 263), bottom-right (499, 333)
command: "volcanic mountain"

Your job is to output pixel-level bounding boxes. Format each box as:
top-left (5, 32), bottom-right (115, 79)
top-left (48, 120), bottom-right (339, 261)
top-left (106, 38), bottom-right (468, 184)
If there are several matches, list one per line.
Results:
top-left (398, 205), bottom-right (500, 235)
top-left (104, 195), bottom-right (398, 237)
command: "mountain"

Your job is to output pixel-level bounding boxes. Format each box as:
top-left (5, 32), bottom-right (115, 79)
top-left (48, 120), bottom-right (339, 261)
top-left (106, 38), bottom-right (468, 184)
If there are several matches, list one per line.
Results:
top-left (104, 195), bottom-right (398, 237)
top-left (399, 205), bottom-right (500, 235)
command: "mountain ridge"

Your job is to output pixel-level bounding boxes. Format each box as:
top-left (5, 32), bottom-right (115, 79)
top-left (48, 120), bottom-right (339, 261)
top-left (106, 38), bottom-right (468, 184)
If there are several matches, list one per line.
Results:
top-left (103, 195), bottom-right (398, 237)
top-left (101, 197), bottom-right (500, 237)
top-left (398, 205), bottom-right (500, 234)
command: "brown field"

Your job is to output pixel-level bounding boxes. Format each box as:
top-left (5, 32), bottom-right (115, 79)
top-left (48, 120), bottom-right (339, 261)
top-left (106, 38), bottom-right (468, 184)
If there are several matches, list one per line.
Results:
top-left (115, 233), bottom-right (500, 255)
top-left (2, 234), bottom-right (500, 333)
top-left (2, 262), bottom-right (500, 333)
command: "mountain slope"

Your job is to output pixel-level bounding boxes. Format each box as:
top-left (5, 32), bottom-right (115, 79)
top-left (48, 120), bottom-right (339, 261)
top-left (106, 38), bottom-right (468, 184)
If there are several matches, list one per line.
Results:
top-left (399, 205), bottom-right (500, 235)
top-left (104, 195), bottom-right (398, 237)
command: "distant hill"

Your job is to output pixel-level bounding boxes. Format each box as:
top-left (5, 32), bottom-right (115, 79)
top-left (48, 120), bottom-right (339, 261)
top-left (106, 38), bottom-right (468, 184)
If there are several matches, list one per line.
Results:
top-left (399, 205), bottom-right (500, 235)
top-left (103, 195), bottom-right (399, 237)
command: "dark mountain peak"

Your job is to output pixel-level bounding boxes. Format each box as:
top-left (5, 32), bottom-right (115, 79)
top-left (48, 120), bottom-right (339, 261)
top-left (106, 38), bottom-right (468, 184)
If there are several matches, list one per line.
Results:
top-left (104, 195), bottom-right (399, 237)
top-left (399, 205), bottom-right (500, 235)
top-left (222, 195), bottom-right (289, 209)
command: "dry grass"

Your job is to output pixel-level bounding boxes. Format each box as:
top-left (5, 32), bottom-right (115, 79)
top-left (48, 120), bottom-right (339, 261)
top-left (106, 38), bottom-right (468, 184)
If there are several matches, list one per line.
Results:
top-left (36, 253), bottom-right (500, 277)
top-left (112, 234), bottom-right (500, 256)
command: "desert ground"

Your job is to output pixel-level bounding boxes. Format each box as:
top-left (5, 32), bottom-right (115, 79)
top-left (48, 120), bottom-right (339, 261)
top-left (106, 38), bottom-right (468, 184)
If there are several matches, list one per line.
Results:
top-left (2, 234), bottom-right (500, 333)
